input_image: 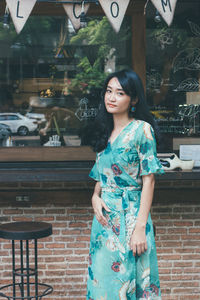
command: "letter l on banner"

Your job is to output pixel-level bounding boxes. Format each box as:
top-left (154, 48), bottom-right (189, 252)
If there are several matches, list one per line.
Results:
top-left (6, 0), bottom-right (37, 34)
top-left (99, 0), bottom-right (130, 33)
top-left (151, 0), bottom-right (177, 26)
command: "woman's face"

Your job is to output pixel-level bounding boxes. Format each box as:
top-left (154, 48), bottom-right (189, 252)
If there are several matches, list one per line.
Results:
top-left (104, 77), bottom-right (132, 117)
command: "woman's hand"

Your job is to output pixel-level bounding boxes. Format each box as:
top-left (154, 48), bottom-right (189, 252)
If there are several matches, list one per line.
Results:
top-left (130, 223), bottom-right (147, 256)
top-left (39, 128), bottom-right (47, 136)
top-left (92, 194), bottom-right (111, 226)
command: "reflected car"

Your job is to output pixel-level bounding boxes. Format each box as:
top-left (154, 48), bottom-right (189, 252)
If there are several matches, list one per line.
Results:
top-left (0, 113), bottom-right (38, 136)
top-left (25, 112), bottom-right (46, 124)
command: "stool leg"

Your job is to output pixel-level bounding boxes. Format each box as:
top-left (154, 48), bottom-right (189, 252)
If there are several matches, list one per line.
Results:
top-left (12, 240), bottom-right (16, 299)
top-left (34, 239), bottom-right (38, 299)
top-left (26, 240), bottom-right (30, 298)
top-left (20, 240), bottom-right (25, 298)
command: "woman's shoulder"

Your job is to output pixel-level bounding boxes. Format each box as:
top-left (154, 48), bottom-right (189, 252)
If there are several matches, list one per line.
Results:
top-left (132, 119), bottom-right (152, 132)
top-left (137, 119), bottom-right (151, 127)
top-left (132, 120), bottom-right (154, 143)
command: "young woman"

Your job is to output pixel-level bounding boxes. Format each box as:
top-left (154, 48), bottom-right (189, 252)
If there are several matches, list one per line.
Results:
top-left (87, 69), bottom-right (164, 300)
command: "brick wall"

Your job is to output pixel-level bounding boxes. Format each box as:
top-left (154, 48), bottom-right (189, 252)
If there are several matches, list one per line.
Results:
top-left (0, 184), bottom-right (200, 299)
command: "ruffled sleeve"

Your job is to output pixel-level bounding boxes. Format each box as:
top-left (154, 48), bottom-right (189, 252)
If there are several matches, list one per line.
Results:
top-left (135, 122), bottom-right (164, 176)
top-left (89, 155), bottom-right (100, 181)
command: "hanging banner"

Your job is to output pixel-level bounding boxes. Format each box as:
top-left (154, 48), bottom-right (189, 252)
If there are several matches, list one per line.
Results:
top-left (151, 0), bottom-right (177, 26)
top-left (6, 0), bottom-right (37, 34)
top-left (62, 1), bottom-right (90, 31)
top-left (99, 0), bottom-right (130, 33)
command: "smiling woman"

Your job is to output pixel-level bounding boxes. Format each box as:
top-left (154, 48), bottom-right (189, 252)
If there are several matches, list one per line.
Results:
top-left (105, 77), bottom-right (136, 117)
top-left (87, 69), bottom-right (164, 299)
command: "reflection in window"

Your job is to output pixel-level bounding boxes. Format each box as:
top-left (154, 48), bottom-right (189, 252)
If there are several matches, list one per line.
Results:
top-left (0, 16), bottom-right (131, 147)
top-left (146, 1), bottom-right (200, 152)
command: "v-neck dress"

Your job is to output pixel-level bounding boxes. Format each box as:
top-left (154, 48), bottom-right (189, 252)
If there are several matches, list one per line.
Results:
top-left (87, 120), bottom-right (164, 300)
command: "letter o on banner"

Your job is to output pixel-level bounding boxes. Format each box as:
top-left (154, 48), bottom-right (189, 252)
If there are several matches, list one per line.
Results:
top-left (99, 0), bottom-right (130, 33)
top-left (110, 2), bottom-right (119, 18)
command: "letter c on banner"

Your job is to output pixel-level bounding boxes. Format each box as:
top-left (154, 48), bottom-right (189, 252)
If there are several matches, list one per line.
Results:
top-left (73, 4), bottom-right (80, 19)
top-left (110, 2), bottom-right (119, 18)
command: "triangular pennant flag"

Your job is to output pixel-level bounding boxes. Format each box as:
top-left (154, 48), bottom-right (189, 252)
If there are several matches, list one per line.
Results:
top-left (62, 1), bottom-right (90, 31)
top-left (6, 0), bottom-right (37, 34)
top-left (99, 0), bottom-right (130, 33)
top-left (82, 45), bottom-right (99, 66)
top-left (151, 0), bottom-right (177, 26)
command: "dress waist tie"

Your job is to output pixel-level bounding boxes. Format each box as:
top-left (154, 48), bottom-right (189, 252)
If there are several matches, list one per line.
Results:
top-left (101, 186), bottom-right (141, 211)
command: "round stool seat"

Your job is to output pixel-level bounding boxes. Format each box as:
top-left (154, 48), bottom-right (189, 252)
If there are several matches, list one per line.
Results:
top-left (0, 221), bottom-right (53, 299)
top-left (0, 221), bottom-right (52, 240)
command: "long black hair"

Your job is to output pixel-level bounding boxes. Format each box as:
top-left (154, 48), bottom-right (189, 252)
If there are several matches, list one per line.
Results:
top-left (88, 69), bottom-right (159, 152)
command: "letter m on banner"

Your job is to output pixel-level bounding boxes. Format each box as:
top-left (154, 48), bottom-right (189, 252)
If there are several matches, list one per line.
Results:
top-left (151, 0), bottom-right (177, 26)
top-left (161, 0), bottom-right (172, 12)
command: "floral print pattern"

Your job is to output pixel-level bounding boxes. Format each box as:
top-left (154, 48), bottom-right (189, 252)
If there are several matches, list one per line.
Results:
top-left (87, 120), bottom-right (164, 300)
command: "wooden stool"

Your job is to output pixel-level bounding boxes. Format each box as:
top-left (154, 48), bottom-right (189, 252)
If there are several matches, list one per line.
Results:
top-left (0, 221), bottom-right (53, 299)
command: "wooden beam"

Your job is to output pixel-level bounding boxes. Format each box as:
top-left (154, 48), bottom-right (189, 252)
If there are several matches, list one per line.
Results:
top-left (0, 146), bottom-right (95, 162)
top-left (131, 0), bottom-right (146, 88)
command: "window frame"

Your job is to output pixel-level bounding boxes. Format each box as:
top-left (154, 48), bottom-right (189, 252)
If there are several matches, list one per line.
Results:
top-left (0, 0), bottom-right (146, 162)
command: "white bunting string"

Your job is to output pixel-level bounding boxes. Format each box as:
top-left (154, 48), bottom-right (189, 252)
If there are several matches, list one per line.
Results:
top-left (99, 0), bottom-right (130, 33)
top-left (150, 0), bottom-right (177, 26)
top-left (62, 0), bottom-right (90, 31)
top-left (6, 0), bottom-right (37, 34)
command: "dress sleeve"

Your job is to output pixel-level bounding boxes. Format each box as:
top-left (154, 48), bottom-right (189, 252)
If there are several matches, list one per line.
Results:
top-left (89, 155), bottom-right (100, 181)
top-left (135, 122), bottom-right (164, 176)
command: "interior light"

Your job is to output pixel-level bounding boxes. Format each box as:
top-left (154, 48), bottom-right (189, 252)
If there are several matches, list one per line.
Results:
top-left (80, 1), bottom-right (87, 28)
top-left (154, 10), bottom-right (161, 23)
top-left (3, 6), bottom-right (10, 30)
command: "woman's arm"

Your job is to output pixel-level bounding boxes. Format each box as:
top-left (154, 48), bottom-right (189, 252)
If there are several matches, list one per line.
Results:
top-left (91, 182), bottom-right (111, 226)
top-left (130, 173), bottom-right (155, 256)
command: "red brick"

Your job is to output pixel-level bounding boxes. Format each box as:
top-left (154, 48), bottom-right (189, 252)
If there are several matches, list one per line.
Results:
top-left (46, 209), bottom-right (65, 214)
top-left (12, 217), bottom-right (33, 222)
top-left (67, 243), bottom-right (87, 248)
top-left (61, 229), bottom-right (81, 235)
top-left (35, 217), bottom-right (54, 222)
top-left (189, 228), bottom-right (200, 233)
top-left (68, 263), bottom-right (88, 269)
top-left (168, 228), bottom-right (187, 234)
top-left (174, 221), bottom-right (194, 226)
top-left (0, 202), bottom-right (200, 299)
top-left (174, 262), bottom-right (193, 267)
top-left (3, 209), bottom-right (23, 214)
top-left (67, 209), bottom-right (90, 214)
top-left (45, 243), bottom-right (65, 249)
top-left (69, 222), bottom-right (88, 228)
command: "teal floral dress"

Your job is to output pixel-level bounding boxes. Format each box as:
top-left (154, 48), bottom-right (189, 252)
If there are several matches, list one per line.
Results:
top-left (87, 120), bottom-right (164, 300)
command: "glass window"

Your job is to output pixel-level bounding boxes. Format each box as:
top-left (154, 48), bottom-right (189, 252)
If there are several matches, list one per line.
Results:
top-left (0, 115), bottom-right (6, 121)
top-left (146, 1), bottom-right (200, 152)
top-left (0, 15), bottom-right (132, 148)
top-left (7, 115), bottom-right (20, 120)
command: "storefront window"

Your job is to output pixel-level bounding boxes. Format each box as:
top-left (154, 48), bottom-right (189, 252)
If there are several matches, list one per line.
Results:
top-left (0, 15), bottom-right (131, 147)
top-left (146, 1), bottom-right (200, 152)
